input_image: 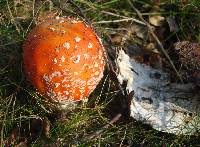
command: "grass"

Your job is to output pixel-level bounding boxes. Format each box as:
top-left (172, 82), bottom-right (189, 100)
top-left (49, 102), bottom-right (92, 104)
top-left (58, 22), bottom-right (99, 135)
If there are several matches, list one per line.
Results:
top-left (0, 0), bottom-right (200, 146)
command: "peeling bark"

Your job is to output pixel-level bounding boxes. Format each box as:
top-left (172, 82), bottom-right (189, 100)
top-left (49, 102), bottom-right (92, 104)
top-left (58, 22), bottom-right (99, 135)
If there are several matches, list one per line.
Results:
top-left (116, 49), bottom-right (200, 135)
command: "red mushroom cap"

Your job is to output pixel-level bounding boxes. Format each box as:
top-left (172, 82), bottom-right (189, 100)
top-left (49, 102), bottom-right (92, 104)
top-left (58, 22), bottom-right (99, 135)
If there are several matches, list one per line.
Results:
top-left (23, 16), bottom-right (105, 103)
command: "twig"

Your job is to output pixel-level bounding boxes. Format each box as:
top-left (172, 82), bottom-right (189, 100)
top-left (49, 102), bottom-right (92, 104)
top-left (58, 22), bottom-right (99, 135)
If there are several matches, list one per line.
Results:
top-left (119, 125), bottom-right (127, 147)
top-left (100, 10), bottom-right (146, 26)
top-left (25, 1), bottom-right (48, 36)
top-left (127, 0), bottom-right (183, 83)
top-left (1, 96), bottom-right (13, 146)
top-left (104, 46), bottom-right (126, 96)
top-left (32, 0), bottom-right (35, 17)
top-left (102, 37), bottom-right (126, 97)
top-left (101, 10), bottom-right (129, 19)
top-left (85, 113), bottom-right (122, 140)
top-left (92, 18), bottom-right (145, 25)
top-left (51, 0), bottom-right (90, 23)
top-left (108, 62), bottom-right (125, 96)
top-left (6, 0), bottom-right (20, 34)
top-left (67, 0), bottom-right (90, 23)
top-left (94, 74), bottom-right (109, 107)
top-left (95, 27), bottom-right (128, 31)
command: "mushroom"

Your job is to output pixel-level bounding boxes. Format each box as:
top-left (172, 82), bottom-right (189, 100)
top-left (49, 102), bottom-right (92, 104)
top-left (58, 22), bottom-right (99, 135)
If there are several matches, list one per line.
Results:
top-left (23, 16), bottom-right (106, 107)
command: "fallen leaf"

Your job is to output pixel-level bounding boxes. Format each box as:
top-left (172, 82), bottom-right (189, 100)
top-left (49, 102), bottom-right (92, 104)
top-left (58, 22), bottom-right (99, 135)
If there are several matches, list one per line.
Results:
top-left (145, 42), bottom-right (159, 53)
top-left (129, 24), bottom-right (149, 39)
top-left (110, 33), bottom-right (123, 45)
top-left (16, 142), bottom-right (27, 147)
top-left (149, 15), bottom-right (165, 27)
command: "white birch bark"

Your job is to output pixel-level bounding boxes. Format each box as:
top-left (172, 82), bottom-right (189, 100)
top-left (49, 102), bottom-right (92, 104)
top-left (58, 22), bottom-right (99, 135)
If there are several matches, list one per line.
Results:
top-left (116, 49), bottom-right (200, 135)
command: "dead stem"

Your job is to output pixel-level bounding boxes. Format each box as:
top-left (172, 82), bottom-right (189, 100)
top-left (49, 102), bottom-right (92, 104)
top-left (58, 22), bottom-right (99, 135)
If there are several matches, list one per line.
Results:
top-left (1, 96), bottom-right (13, 146)
top-left (6, 0), bottom-right (20, 34)
top-left (92, 18), bottom-right (146, 25)
top-left (85, 113), bottom-right (122, 140)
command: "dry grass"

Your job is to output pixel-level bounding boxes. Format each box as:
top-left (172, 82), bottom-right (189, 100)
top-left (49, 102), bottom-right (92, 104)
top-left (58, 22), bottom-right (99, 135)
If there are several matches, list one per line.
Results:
top-left (0, 0), bottom-right (200, 146)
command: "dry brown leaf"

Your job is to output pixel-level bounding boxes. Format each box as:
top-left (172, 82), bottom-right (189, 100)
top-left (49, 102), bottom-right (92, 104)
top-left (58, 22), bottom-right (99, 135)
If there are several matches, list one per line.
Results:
top-left (129, 24), bottom-right (149, 39)
top-left (110, 33), bottom-right (123, 44)
top-left (126, 42), bottom-right (162, 69)
top-left (149, 15), bottom-right (165, 27)
top-left (16, 142), bottom-right (28, 147)
top-left (145, 42), bottom-right (159, 53)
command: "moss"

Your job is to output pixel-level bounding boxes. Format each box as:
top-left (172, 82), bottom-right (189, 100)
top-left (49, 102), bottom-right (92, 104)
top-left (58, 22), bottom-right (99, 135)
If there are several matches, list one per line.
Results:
top-left (0, 0), bottom-right (200, 146)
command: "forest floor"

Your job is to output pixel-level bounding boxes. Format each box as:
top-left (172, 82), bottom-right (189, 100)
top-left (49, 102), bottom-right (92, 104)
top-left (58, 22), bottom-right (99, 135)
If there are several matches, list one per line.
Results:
top-left (0, 0), bottom-right (200, 146)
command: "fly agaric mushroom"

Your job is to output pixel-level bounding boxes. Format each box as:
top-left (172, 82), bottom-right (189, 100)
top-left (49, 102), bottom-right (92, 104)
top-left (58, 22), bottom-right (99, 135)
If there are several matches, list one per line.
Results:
top-left (23, 16), bottom-right (105, 106)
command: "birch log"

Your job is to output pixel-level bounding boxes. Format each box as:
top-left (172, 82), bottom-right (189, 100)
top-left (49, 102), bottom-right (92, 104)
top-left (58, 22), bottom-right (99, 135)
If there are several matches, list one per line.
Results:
top-left (116, 48), bottom-right (200, 135)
